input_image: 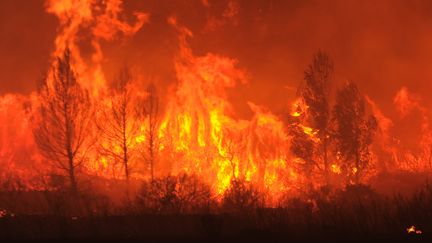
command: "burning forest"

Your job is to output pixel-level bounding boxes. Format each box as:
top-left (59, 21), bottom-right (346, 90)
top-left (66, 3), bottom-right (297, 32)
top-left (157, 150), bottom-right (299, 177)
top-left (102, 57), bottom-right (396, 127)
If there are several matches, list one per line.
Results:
top-left (0, 0), bottom-right (431, 241)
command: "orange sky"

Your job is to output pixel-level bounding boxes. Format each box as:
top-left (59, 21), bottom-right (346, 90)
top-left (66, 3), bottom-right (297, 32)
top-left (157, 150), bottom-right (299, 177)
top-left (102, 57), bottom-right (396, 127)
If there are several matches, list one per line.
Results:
top-left (1, 0), bottom-right (432, 123)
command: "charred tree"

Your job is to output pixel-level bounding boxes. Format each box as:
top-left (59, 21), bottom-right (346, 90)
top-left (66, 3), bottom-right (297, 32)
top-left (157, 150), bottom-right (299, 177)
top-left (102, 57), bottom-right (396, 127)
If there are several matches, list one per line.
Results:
top-left (97, 67), bottom-right (141, 181)
top-left (332, 81), bottom-right (377, 184)
top-left (32, 48), bottom-right (93, 193)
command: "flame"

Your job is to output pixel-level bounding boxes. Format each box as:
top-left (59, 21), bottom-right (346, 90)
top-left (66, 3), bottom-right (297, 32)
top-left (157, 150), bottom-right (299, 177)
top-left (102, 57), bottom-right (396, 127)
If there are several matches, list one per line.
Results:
top-left (393, 87), bottom-right (421, 118)
top-left (45, 0), bottom-right (149, 96)
top-left (290, 98), bottom-right (307, 118)
top-left (2, 0), bottom-right (432, 207)
top-left (331, 164), bottom-right (341, 174)
top-left (142, 18), bottom-right (292, 198)
top-left (407, 225), bottom-right (422, 234)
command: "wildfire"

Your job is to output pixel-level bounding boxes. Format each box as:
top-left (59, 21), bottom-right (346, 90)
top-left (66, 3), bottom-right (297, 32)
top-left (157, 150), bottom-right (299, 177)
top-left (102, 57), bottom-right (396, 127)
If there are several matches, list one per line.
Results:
top-left (0, 0), bottom-right (431, 209)
top-left (150, 18), bottom-right (291, 197)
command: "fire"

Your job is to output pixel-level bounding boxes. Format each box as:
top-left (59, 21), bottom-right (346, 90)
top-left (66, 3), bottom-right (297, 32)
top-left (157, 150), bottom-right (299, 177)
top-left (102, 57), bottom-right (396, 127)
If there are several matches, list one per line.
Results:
top-left (331, 164), bottom-right (341, 174)
top-left (290, 98), bottom-right (307, 118)
top-left (393, 87), bottom-right (420, 118)
top-left (407, 225), bottom-right (422, 234)
top-left (151, 18), bottom-right (291, 197)
top-left (2, 0), bottom-right (432, 209)
top-left (45, 0), bottom-right (149, 96)
top-left (0, 2), bottom-right (329, 199)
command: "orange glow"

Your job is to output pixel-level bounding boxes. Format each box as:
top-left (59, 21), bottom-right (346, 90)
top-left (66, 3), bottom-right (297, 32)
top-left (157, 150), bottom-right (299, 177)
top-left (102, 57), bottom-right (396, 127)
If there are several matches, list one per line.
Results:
top-left (407, 225), bottom-right (422, 234)
top-left (331, 164), bottom-right (341, 174)
top-left (1, 0), bottom-right (432, 208)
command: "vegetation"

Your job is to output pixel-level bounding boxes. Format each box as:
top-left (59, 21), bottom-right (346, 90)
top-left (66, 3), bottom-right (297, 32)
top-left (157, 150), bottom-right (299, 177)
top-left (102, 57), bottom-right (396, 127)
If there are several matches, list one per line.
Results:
top-left (2, 47), bottom-right (426, 241)
top-left (32, 48), bottom-right (94, 193)
top-left (0, 179), bottom-right (429, 241)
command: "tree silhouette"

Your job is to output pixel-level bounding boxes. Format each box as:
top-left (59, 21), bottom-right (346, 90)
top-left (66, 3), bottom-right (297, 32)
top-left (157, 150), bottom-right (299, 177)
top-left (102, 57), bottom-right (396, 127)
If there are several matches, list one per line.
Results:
top-left (332, 81), bottom-right (377, 184)
top-left (97, 67), bottom-right (141, 181)
top-left (143, 82), bottom-right (159, 181)
top-left (32, 48), bottom-right (93, 193)
top-left (301, 51), bottom-right (334, 183)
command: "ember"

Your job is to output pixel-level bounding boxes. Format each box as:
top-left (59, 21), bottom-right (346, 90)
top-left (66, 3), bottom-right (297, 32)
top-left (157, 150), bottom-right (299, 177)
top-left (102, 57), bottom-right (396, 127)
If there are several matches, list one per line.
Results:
top-left (407, 225), bottom-right (422, 235)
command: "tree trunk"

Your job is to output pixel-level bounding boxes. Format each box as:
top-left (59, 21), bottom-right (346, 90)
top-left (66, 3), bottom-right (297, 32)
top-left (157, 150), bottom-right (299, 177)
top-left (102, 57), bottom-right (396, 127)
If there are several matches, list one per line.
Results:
top-left (323, 136), bottom-right (329, 185)
top-left (124, 155), bottom-right (129, 181)
top-left (68, 156), bottom-right (77, 193)
top-left (123, 139), bottom-right (129, 181)
top-left (149, 131), bottom-right (154, 182)
top-left (65, 107), bottom-right (78, 193)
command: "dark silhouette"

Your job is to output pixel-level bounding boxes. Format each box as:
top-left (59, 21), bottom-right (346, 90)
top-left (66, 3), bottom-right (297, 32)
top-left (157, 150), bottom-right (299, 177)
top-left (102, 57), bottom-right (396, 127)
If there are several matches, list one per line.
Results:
top-left (301, 51), bottom-right (334, 183)
top-left (332, 81), bottom-right (377, 184)
top-left (32, 48), bottom-right (93, 193)
top-left (142, 82), bottom-right (159, 181)
top-left (97, 67), bottom-right (141, 181)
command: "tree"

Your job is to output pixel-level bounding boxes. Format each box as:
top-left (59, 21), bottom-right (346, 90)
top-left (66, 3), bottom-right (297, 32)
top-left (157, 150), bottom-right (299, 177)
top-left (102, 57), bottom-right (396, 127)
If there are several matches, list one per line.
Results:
top-left (332, 81), bottom-right (377, 184)
top-left (143, 82), bottom-right (159, 181)
top-left (97, 67), bottom-right (141, 181)
top-left (32, 48), bottom-right (93, 193)
top-left (301, 51), bottom-right (334, 183)
top-left (288, 98), bottom-right (318, 189)
top-left (289, 121), bottom-right (316, 185)
top-left (222, 178), bottom-right (264, 214)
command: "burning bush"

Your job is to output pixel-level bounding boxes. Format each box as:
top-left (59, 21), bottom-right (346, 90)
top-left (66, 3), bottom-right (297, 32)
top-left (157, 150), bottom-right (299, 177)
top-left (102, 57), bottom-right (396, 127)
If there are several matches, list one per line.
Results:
top-left (135, 173), bottom-right (213, 214)
top-left (221, 178), bottom-right (265, 214)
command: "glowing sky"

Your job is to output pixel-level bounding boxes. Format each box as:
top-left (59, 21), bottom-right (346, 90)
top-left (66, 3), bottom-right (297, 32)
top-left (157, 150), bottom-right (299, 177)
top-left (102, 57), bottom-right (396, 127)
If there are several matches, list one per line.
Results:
top-left (1, 0), bottom-right (432, 121)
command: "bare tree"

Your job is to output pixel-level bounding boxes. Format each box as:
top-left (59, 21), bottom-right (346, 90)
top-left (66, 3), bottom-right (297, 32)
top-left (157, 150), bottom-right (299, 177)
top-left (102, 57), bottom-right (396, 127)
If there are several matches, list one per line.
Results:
top-left (143, 82), bottom-right (159, 181)
top-left (225, 139), bottom-right (238, 180)
top-left (221, 128), bottom-right (244, 180)
top-left (32, 48), bottom-right (93, 193)
top-left (97, 67), bottom-right (141, 181)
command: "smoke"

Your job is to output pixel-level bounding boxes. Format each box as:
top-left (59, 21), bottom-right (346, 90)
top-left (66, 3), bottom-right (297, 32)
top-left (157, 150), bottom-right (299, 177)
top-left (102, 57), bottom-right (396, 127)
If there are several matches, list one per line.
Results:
top-left (203, 0), bottom-right (239, 32)
top-left (393, 87), bottom-right (423, 118)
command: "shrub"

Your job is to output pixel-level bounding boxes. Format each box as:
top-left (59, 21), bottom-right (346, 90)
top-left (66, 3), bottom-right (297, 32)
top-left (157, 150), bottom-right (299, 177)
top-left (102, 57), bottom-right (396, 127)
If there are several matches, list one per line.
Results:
top-left (135, 173), bottom-right (213, 214)
top-left (221, 178), bottom-right (264, 214)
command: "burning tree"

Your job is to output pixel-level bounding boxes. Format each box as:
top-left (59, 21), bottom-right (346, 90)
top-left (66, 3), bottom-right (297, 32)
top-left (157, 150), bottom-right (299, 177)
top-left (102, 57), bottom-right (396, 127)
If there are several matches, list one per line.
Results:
top-left (97, 67), bottom-right (141, 181)
top-left (32, 48), bottom-right (93, 192)
top-left (300, 51), bottom-right (334, 183)
top-left (142, 82), bottom-right (159, 181)
top-left (332, 81), bottom-right (377, 184)
top-left (289, 121), bottom-right (316, 188)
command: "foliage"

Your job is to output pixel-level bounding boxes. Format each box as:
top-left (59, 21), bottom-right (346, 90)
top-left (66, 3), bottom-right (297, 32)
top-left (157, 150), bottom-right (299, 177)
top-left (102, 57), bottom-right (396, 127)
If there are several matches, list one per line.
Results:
top-left (332, 81), bottom-right (377, 184)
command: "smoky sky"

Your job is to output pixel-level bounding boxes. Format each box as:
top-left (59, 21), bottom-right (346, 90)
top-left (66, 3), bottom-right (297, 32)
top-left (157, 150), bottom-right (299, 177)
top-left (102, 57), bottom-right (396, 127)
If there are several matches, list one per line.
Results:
top-left (1, 0), bottom-right (432, 121)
